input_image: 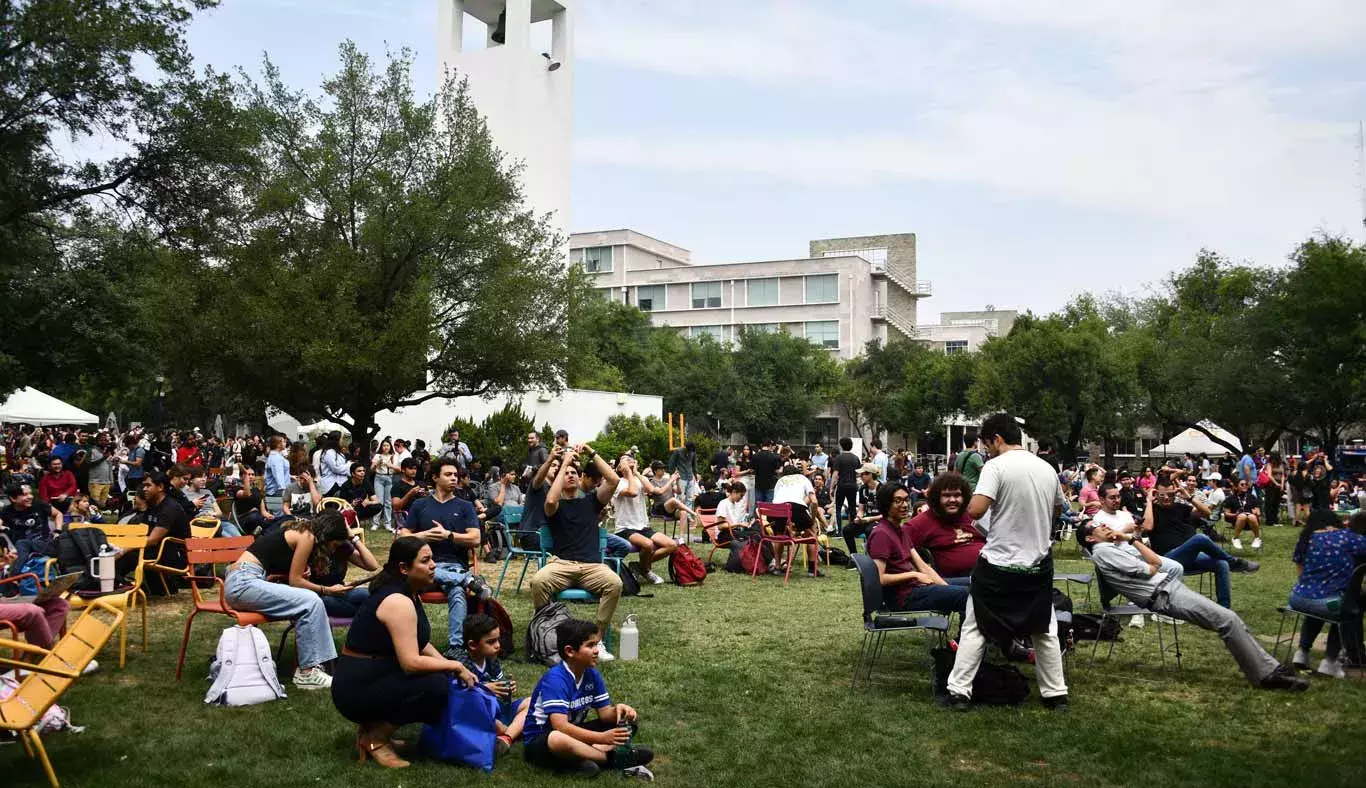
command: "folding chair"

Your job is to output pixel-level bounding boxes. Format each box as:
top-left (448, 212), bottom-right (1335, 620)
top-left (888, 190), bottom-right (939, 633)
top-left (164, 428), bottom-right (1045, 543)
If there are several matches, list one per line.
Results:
top-left (1089, 602), bottom-right (1182, 669)
top-left (1272, 564), bottom-right (1366, 672)
top-left (535, 525), bottom-right (614, 646)
top-left (0, 599), bottom-right (124, 788)
top-left (494, 506), bottom-right (544, 597)
top-left (752, 502), bottom-right (825, 585)
top-left (849, 553), bottom-right (951, 691)
top-left (65, 522), bottom-right (149, 668)
top-left (175, 536), bottom-right (282, 680)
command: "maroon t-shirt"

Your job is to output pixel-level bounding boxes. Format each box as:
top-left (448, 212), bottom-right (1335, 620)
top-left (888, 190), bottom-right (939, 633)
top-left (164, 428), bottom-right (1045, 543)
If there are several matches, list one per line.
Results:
top-left (865, 519), bottom-right (924, 609)
top-left (903, 509), bottom-right (984, 579)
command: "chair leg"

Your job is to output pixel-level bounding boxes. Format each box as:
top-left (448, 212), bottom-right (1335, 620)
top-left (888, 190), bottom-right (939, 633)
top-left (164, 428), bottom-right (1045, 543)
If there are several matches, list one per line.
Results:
top-left (515, 557), bottom-right (532, 594)
top-left (1156, 616), bottom-right (1166, 667)
top-left (852, 631), bottom-right (870, 690)
top-left (1171, 619), bottom-right (1182, 669)
top-left (139, 591), bottom-right (149, 650)
top-left (118, 610), bottom-right (128, 669)
top-left (26, 729), bottom-right (58, 788)
top-left (495, 555), bottom-right (512, 598)
top-left (157, 571), bottom-right (170, 597)
top-left (176, 609), bottom-right (199, 681)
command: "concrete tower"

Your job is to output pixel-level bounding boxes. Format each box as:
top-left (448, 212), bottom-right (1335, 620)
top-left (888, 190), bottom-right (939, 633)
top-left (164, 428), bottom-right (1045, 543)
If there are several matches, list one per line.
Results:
top-left (437, 0), bottom-right (575, 237)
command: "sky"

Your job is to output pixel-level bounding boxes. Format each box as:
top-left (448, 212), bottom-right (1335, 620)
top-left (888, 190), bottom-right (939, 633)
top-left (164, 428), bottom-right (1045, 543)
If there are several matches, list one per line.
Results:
top-left (183, 0), bottom-right (1366, 318)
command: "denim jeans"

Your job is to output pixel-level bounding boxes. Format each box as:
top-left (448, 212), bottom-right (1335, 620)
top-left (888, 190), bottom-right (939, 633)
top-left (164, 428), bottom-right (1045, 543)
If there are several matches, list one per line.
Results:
top-left (322, 586), bottom-right (371, 619)
top-left (605, 533), bottom-right (633, 559)
top-left (224, 562), bottom-right (336, 669)
top-left (433, 562), bottom-right (470, 650)
top-left (1163, 533), bottom-right (1234, 607)
top-left (1289, 591), bottom-right (1347, 658)
top-left (372, 474), bottom-right (394, 529)
top-left (898, 582), bottom-right (969, 615)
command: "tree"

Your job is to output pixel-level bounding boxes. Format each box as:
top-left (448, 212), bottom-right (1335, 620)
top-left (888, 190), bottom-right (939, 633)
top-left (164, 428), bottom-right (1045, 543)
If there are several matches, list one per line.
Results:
top-left (564, 268), bottom-right (656, 392)
top-left (886, 346), bottom-right (977, 446)
top-left (722, 329), bottom-right (841, 443)
top-left (199, 44), bottom-right (570, 442)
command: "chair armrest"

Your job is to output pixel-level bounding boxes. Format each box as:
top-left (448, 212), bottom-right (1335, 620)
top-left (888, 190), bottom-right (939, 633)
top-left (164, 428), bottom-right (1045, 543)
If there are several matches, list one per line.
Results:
top-left (148, 536), bottom-right (188, 571)
top-left (187, 574), bottom-right (238, 612)
top-left (0, 642), bottom-right (81, 678)
top-left (0, 572), bottom-right (39, 589)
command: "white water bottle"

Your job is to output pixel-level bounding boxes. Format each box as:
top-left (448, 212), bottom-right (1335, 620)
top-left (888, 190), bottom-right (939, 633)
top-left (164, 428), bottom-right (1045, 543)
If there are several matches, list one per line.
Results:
top-left (618, 614), bottom-right (639, 661)
top-left (89, 543), bottom-right (118, 594)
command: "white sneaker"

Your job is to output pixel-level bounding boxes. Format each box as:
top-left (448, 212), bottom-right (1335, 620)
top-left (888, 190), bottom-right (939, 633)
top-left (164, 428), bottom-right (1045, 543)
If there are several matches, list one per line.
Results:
top-left (1232, 538), bottom-right (1243, 551)
top-left (292, 666), bottom-right (333, 690)
top-left (1292, 648), bottom-right (1310, 670)
top-left (370, 523), bottom-right (381, 531)
top-left (622, 765), bottom-right (656, 781)
top-left (1129, 615), bottom-right (1146, 629)
top-left (596, 643), bottom-right (616, 662)
top-left (1317, 657), bottom-right (1346, 679)
top-left (82, 659), bottom-right (99, 676)
top-left (1251, 537), bottom-right (1262, 550)
top-left (646, 571), bottom-right (665, 585)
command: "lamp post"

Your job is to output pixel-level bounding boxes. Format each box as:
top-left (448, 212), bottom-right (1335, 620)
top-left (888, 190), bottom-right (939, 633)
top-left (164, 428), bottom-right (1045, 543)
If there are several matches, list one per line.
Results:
top-left (155, 375), bottom-right (166, 431)
top-left (707, 410), bottom-right (720, 437)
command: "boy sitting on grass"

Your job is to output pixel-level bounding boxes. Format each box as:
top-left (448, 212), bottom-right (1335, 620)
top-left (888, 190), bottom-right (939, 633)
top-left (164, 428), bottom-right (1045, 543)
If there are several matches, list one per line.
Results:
top-left (522, 619), bottom-right (655, 780)
top-left (456, 614), bottom-right (531, 757)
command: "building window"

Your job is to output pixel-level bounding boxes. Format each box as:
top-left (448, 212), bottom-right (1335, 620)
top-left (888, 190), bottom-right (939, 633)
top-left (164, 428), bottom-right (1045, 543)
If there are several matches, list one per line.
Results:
top-left (747, 277), bottom-right (779, 306)
top-left (945, 340), bottom-right (969, 355)
top-left (805, 320), bottom-right (839, 349)
top-left (691, 281), bottom-right (722, 309)
top-left (581, 246), bottom-right (612, 273)
top-left (805, 274), bottom-right (838, 304)
top-left (748, 323), bottom-right (780, 334)
top-left (806, 418), bottom-right (839, 447)
top-left (690, 325), bottom-right (726, 342)
top-left (636, 285), bottom-right (665, 311)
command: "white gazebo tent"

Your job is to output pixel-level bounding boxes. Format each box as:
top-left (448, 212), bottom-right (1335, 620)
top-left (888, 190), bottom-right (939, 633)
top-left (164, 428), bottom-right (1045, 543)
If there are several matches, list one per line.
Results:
top-left (0, 387), bottom-right (99, 426)
top-left (1147, 421), bottom-right (1242, 457)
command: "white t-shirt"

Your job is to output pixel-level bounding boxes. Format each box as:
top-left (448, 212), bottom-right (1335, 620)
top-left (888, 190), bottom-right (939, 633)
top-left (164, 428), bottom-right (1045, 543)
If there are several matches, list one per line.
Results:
top-left (974, 449), bottom-right (1066, 567)
top-left (612, 477), bottom-right (649, 532)
top-left (773, 474), bottom-right (814, 507)
top-left (1091, 508), bottom-right (1138, 535)
top-left (716, 496), bottom-right (748, 525)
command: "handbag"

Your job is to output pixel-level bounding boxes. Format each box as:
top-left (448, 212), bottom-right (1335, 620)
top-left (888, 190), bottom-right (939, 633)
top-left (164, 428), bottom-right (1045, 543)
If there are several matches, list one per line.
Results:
top-left (419, 681), bottom-right (500, 772)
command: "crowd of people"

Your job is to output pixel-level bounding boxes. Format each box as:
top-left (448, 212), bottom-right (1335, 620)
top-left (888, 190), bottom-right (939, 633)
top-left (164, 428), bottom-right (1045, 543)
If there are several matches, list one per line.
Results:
top-left (3, 417), bottom-right (1365, 780)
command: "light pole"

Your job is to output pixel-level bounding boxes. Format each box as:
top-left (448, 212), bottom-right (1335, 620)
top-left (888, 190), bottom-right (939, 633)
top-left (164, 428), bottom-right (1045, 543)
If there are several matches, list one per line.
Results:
top-left (155, 374), bottom-right (165, 431)
top-left (707, 410), bottom-right (720, 437)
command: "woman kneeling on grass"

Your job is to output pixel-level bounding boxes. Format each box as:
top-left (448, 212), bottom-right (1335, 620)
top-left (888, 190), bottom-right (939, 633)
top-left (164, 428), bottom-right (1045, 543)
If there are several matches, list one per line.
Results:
top-left (225, 511), bottom-right (353, 690)
top-left (331, 536), bottom-right (478, 769)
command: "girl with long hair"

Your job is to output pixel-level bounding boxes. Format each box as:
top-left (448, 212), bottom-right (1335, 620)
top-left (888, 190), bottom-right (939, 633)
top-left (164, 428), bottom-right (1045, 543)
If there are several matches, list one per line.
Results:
top-left (371, 438), bottom-right (398, 532)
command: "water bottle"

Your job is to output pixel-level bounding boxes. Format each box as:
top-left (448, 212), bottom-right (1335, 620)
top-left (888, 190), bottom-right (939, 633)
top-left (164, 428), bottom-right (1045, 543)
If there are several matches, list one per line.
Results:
top-left (618, 614), bottom-right (639, 661)
top-left (89, 543), bottom-right (118, 594)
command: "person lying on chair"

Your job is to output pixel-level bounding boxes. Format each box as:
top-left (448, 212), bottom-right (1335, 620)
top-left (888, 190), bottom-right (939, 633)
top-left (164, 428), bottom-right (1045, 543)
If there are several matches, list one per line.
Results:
top-left (1079, 521), bottom-right (1306, 691)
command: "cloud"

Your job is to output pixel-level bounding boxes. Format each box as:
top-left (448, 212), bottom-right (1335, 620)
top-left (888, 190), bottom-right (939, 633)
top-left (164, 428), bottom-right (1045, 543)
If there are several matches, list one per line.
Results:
top-left (574, 0), bottom-right (1366, 239)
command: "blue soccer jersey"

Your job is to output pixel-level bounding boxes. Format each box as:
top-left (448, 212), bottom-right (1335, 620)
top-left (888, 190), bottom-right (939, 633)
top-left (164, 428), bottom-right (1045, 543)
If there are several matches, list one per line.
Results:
top-left (522, 663), bottom-right (612, 742)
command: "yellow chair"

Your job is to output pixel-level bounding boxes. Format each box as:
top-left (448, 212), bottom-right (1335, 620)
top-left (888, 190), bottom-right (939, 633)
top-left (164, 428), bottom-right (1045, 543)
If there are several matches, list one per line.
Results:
top-left (66, 523), bottom-right (149, 669)
top-left (0, 598), bottom-right (124, 788)
top-left (190, 517), bottom-right (222, 539)
top-left (145, 517), bottom-right (220, 595)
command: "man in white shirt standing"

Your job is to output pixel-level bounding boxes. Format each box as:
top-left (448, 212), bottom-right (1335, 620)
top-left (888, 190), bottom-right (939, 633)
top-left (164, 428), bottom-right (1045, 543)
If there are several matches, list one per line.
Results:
top-left (943, 413), bottom-right (1069, 712)
top-left (870, 440), bottom-right (889, 482)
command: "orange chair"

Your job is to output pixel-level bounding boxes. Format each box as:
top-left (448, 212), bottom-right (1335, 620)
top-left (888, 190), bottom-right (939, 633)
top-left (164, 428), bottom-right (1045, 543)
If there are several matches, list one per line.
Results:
top-left (174, 536), bottom-right (277, 680)
top-left (752, 502), bottom-right (825, 586)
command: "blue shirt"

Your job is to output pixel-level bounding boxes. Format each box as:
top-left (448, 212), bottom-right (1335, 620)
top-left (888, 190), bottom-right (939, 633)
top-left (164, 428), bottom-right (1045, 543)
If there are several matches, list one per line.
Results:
top-left (405, 494), bottom-right (478, 565)
top-left (50, 443), bottom-right (78, 467)
top-left (264, 451), bottom-right (291, 496)
top-left (1237, 454), bottom-right (1257, 483)
top-left (522, 663), bottom-right (611, 742)
top-left (126, 446), bottom-right (146, 480)
top-left (1292, 529), bottom-right (1366, 599)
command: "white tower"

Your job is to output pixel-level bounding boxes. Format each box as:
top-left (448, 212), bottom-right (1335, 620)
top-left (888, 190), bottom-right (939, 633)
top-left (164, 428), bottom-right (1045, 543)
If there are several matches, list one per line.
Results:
top-left (437, 0), bottom-right (574, 238)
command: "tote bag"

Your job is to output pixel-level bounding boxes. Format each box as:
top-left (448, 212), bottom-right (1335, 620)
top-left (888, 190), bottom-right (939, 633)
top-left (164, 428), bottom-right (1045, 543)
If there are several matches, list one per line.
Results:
top-left (419, 681), bottom-right (500, 772)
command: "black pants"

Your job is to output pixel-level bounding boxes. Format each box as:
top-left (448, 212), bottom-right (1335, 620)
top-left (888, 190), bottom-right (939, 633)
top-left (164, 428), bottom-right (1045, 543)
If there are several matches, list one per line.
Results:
top-left (844, 519), bottom-right (871, 553)
top-left (834, 487), bottom-right (858, 533)
top-left (524, 719), bottom-right (637, 772)
top-left (332, 655), bottom-right (449, 727)
top-left (1263, 486), bottom-right (1283, 526)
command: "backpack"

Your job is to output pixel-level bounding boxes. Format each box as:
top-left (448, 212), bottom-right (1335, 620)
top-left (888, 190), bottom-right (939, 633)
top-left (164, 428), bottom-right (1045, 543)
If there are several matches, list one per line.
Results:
top-left (204, 625), bottom-right (288, 706)
top-left (56, 527), bottom-right (114, 592)
top-left (1072, 613), bottom-right (1123, 641)
top-left (735, 537), bottom-right (773, 575)
top-left (619, 561), bottom-right (642, 597)
top-left (932, 648), bottom-right (1029, 706)
top-left (525, 602), bottom-right (574, 666)
top-left (818, 546), bottom-right (851, 567)
top-left (469, 597), bottom-right (516, 658)
top-left (668, 544), bottom-right (708, 586)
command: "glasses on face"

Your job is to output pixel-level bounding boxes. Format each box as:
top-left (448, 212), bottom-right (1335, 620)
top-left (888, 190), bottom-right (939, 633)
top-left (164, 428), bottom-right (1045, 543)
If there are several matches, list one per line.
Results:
top-left (892, 496), bottom-right (911, 506)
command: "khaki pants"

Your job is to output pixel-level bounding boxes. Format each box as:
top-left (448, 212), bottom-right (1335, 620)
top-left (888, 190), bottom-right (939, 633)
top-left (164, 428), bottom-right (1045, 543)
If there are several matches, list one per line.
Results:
top-left (89, 483), bottom-right (111, 507)
top-left (530, 559), bottom-right (623, 635)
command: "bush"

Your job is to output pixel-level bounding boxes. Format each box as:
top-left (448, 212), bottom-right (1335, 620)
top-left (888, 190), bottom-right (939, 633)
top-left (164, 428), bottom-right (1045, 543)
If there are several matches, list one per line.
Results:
top-left (589, 415), bottom-right (722, 480)
top-left (444, 404), bottom-right (551, 471)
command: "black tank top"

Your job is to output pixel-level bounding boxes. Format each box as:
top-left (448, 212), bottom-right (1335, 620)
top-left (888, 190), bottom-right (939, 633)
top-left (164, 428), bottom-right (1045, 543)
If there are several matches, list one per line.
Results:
top-left (245, 529), bottom-right (295, 575)
top-left (344, 585), bottom-right (429, 658)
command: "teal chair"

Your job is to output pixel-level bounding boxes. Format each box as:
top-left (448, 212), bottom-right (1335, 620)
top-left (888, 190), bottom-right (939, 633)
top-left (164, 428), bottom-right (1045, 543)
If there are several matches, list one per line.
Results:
top-left (535, 525), bottom-right (614, 647)
top-left (492, 505), bottom-right (541, 598)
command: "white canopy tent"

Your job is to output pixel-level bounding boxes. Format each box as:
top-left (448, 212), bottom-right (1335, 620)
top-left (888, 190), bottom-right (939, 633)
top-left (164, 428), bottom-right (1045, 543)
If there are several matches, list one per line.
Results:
top-left (0, 387), bottom-right (99, 426)
top-left (1147, 421), bottom-right (1242, 457)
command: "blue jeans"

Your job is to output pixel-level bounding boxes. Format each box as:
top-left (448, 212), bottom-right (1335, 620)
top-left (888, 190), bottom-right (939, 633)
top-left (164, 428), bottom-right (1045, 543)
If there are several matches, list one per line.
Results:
top-left (218, 518), bottom-right (243, 538)
top-left (1289, 592), bottom-right (1345, 657)
top-left (224, 562), bottom-right (336, 669)
top-left (897, 582), bottom-right (969, 614)
top-left (1163, 533), bottom-right (1234, 608)
top-left (605, 533), bottom-right (633, 558)
top-left (373, 474), bottom-right (394, 529)
top-left (433, 562), bottom-right (470, 651)
top-left (322, 587), bottom-right (371, 618)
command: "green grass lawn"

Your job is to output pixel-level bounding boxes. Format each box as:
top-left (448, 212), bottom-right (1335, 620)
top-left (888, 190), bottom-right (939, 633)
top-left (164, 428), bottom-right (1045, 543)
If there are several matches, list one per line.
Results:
top-left (9, 525), bottom-right (1366, 787)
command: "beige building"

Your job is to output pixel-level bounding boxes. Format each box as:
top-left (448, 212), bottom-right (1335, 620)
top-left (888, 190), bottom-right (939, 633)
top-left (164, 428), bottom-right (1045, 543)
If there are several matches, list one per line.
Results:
top-left (570, 230), bottom-right (930, 360)
top-left (918, 308), bottom-right (1019, 354)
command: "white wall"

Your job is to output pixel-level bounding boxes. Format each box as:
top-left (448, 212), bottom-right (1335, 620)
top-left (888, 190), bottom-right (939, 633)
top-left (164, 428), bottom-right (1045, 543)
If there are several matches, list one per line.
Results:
top-left (373, 388), bottom-right (662, 448)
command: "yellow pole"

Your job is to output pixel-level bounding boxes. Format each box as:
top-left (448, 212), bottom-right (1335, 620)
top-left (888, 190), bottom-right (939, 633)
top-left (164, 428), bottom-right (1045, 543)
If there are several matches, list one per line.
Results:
top-left (680, 413), bottom-right (686, 444)
top-left (667, 412), bottom-right (674, 450)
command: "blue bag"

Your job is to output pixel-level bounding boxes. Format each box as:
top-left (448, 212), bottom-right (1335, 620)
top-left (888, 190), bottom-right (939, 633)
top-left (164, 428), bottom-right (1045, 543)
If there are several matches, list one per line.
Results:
top-left (419, 681), bottom-right (500, 772)
top-left (14, 557), bottom-right (50, 596)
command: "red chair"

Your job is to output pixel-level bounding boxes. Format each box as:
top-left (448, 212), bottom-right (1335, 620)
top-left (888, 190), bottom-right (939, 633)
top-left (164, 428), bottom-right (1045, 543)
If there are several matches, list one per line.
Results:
top-left (751, 502), bottom-right (825, 586)
top-left (417, 554), bottom-right (482, 607)
top-left (174, 536), bottom-right (281, 680)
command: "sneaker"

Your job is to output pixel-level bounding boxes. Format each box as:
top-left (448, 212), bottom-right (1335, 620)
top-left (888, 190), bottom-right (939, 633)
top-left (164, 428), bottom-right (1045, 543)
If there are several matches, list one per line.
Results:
top-left (1041, 694), bottom-right (1069, 712)
top-left (575, 761), bottom-right (602, 777)
top-left (370, 523), bottom-right (381, 531)
top-left (1292, 648), bottom-right (1311, 670)
top-left (1231, 538), bottom-right (1243, 551)
top-left (292, 666), bottom-right (333, 690)
top-left (1129, 614), bottom-right (1146, 629)
top-left (1317, 657), bottom-right (1346, 679)
top-left (645, 571), bottom-right (665, 585)
top-left (1230, 558), bottom-right (1261, 573)
top-left (622, 765), bottom-right (656, 781)
top-left (82, 659), bottom-right (99, 676)
top-left (1251, 537), bottom-right (1262, 550)
top-left (1259, 666), bottom-right (1310, 691)
top-left (617, 745), bottom-right (654, 769)
top-left (807, 569), bottom-right (827, 578)
top-left (936, 692), bottom-right (971, 711)
top-left (466, 576), bottom-right (493, 601)
top-left (597, 643), bottom-right (616, 662)
top-left (495, 734), bottom-right (512, 757)
top-left (443, 647), bottom-right (464, 661)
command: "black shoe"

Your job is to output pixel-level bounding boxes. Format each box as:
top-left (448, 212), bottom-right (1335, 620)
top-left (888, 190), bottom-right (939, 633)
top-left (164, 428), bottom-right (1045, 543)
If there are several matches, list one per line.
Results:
top-left (1231, 558), bottom-right (1261, 573)
top-left (466, 576), bottom-right (493, 601)
top-left (937, 692), bottom-right (971, 711)
top-left (442, 647), bottom-right (464, 661)
top-left (574, 760), bottom-right (601, 776)
top-left (1041, 694), bottom-right (1070, 712)
top-left (807, 569), bottom-right (826, 578)
top-left (1259, 666), bottom-right (1310, 691)
top-left (616, 745), bottom-right (654, 769)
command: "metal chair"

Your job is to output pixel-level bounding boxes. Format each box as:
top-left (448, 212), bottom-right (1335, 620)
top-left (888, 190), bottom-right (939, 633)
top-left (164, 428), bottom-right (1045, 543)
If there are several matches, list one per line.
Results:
top-left (751, 501), bottom-right (826, 585)
top-left (65, 522), bottom-right (149, 668)
top-left (849, 553), bottom-right (951, 690)
top-left (1088, 602), bottom-right (1182, 669)
top-left (493, 505), bottom-right (545, 597)
top-left (534, 525), bottom-right (614, 647)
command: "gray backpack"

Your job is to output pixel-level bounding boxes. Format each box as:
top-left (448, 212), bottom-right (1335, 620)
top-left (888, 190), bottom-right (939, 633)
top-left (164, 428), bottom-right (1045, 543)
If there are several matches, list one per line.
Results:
top-left (524, 602), bottom-right (574, 666)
